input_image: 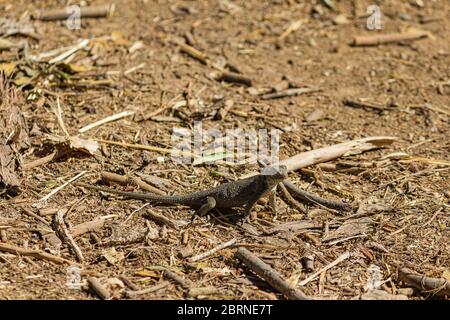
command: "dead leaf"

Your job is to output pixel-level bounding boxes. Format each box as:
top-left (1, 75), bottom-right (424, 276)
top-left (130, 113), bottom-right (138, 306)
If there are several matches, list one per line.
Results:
top-left (128, 41), bottom-right (144, 53)
top-left (382, 151), bottom-right (410, 160)
top-left (322, 217), bottom-right (374, 242)
top-left (356, 203), bottom-right (391, 215)
top-left (443, 269), bottom-right (450, 282)
top-left (59, 63), bottom-right (92, 74)
top-left (13, 76), bottom-right (32, 86)
top-left (306, 109), bottom-right (325, 122)
top-left (42, 232), bottom-right (62, 252)
top-left (200, 267), bottom-right (233, 275)
top-left (0, 62), bottom-right (18, 77)
top-left (405, 26), bottom-right (435, 40)
top-left (333, 14), bottom-right (349, 25)
top-left (0, 145), bottom-right (20, 187)
top-left (266, 220), bottom-right (323, 235)
top-left (361, 289), bottom-right (408, 300)
top-left (102, 247), bottom-right (125, 266)
top-left (69, 136), bottom-right (99, 155)
top-left (135, 269), bottom-right (160, 278)
top-left (110, 31), bottom-right (129, 46)
top-left (105, 277), bottom-right (125, 290)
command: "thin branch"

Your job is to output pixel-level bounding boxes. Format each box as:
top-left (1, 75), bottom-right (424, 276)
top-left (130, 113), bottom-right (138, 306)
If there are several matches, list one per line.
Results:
top-left (0, 242), bottom-right (77, 265)
top-left (241, 136), bottom-right (397, 178)
top-left (398, 267), bottom-right (450, 297)
top-left (298, 251), bottom-right (351, 286)
top-left (95, 139), bottom-right (190, 157)
top-left (53, 209), bottom-right (84, 263)
top-left (235, 247), bottom-right (310, 300)
top-left (189, 238), bottom-right (237, 262)
top-left (125, 281), bottom-right (170, 297)
top-left (36, 171), bottom-right (86, 205)
top-left (87, 277), bottom-right (110, 300)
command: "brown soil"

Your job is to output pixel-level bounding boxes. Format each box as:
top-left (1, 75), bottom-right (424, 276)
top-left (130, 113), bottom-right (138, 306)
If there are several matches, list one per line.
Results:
top-left (0, 0), bottom-right (448, 300)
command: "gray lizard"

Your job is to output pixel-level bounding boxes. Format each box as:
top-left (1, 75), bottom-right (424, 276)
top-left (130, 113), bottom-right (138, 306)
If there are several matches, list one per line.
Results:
top-left (77, 165), bottom-right (288, 219)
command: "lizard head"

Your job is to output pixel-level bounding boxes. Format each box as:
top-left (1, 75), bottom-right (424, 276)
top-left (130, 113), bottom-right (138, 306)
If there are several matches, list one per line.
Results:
top-left (261, 165), bottom-right (288, 186)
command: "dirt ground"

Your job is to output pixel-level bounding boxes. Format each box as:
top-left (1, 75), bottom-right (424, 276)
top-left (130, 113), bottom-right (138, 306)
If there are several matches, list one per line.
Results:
top-left (0, 0), bottom-right (449, 300)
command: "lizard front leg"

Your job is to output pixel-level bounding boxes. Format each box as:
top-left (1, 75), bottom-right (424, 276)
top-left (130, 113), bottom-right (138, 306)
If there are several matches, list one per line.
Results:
top-left (241, 197), bottom-right (260, 223)
top-left (192, 196), bottom-right (216, 220)
top-left (242, 188), bottom-right (278, 223)
top-left (268, 189), bottom-right (278, 215)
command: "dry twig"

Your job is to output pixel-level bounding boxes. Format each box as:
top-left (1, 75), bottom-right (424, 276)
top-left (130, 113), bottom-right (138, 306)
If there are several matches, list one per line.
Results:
top-left (0, 242), bottom-right (77, 265)
top-left (261, 87), bottom-right (319, 100)
top-left (22, 207), bottom-right (50, 226)
top-left (235, 247), bottom-right (310, 300)
top-left (126, 281), bottom-right (170, 297)
top-left (53, 209), bottom-right (84, 263)
top-left (398, 267), bottom-right (450, 297)
top-left (242, 136), bottom-right (396, 178)
top-left (189, 238), bottom-right (237, 262)
top-left (351, 32), bottom-right (428, 46)
top-left (278, 182), bottom-right (307, 214)
top-left (212, 71), bottom-right (252, 86)
top-left (34, 5), bottom-right (115, 21)
top-left (144, 210), bottom-right (179, 230)
top-left (299, 251), bottom-right (351, 286)
top-left (147, 266), bottom-right (191, 289)
top-left (87, 277), bottom-right (110, 300)
top-left (100, 171), bottom-right (165, 195)
top-left (176, 41), bottom-right (208, 65)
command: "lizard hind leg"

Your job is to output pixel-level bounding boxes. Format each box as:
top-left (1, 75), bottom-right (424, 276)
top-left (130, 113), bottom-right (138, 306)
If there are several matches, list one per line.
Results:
top-left (192, 196), bottom-right (216, 220)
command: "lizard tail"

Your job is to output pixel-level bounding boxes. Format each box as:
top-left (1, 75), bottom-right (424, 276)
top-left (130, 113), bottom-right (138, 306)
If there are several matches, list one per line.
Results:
top-left (76, 182), bottom-right (184, 204)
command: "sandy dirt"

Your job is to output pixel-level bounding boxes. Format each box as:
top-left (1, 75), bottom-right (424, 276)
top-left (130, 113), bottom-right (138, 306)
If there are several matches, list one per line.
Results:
top-left (0, 0), bottom-right (448, 300)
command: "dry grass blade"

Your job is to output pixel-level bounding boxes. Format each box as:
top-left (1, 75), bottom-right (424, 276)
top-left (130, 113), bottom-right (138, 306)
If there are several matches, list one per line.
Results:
top-left (48, 39), bottom-right (90, 64)
top-left (189, 238), bottom-right (237, 262)
top-left (279, 19), bottom-right (307, 41)
top-left (298, 252), bottom-right (351, 286)
top-left (95, 138), bottom-right (189, 157)
top-left (36, 170), bottom-right (86, 205)
top-left (78, 110), bottom-right (135, 133)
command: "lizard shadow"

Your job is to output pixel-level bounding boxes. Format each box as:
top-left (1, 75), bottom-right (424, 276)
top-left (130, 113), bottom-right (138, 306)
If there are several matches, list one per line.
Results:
top-left (196, 207), bottom-right (248, 225)
top-left (198, 208), bottom-right (262, 235)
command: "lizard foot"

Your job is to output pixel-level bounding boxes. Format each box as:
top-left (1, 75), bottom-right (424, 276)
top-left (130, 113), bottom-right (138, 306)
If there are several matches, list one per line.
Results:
top-left (191, 196), bottom-right (216, 221)
top-left (238, 213), bottom-right (253, 226)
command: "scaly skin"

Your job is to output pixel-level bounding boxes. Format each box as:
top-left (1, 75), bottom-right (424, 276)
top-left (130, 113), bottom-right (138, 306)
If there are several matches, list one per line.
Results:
top-left (77, 165), bottom-right (288, 217)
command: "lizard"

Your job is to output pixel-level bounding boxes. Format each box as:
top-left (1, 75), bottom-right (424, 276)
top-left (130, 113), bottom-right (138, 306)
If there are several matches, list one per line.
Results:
top-left (77, 165), bottom-right (288, 221)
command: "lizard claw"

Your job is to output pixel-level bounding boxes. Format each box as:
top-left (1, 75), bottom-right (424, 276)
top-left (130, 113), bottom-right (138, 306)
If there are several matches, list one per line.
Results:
top-left (192, 197), bottom-right (216, 221)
